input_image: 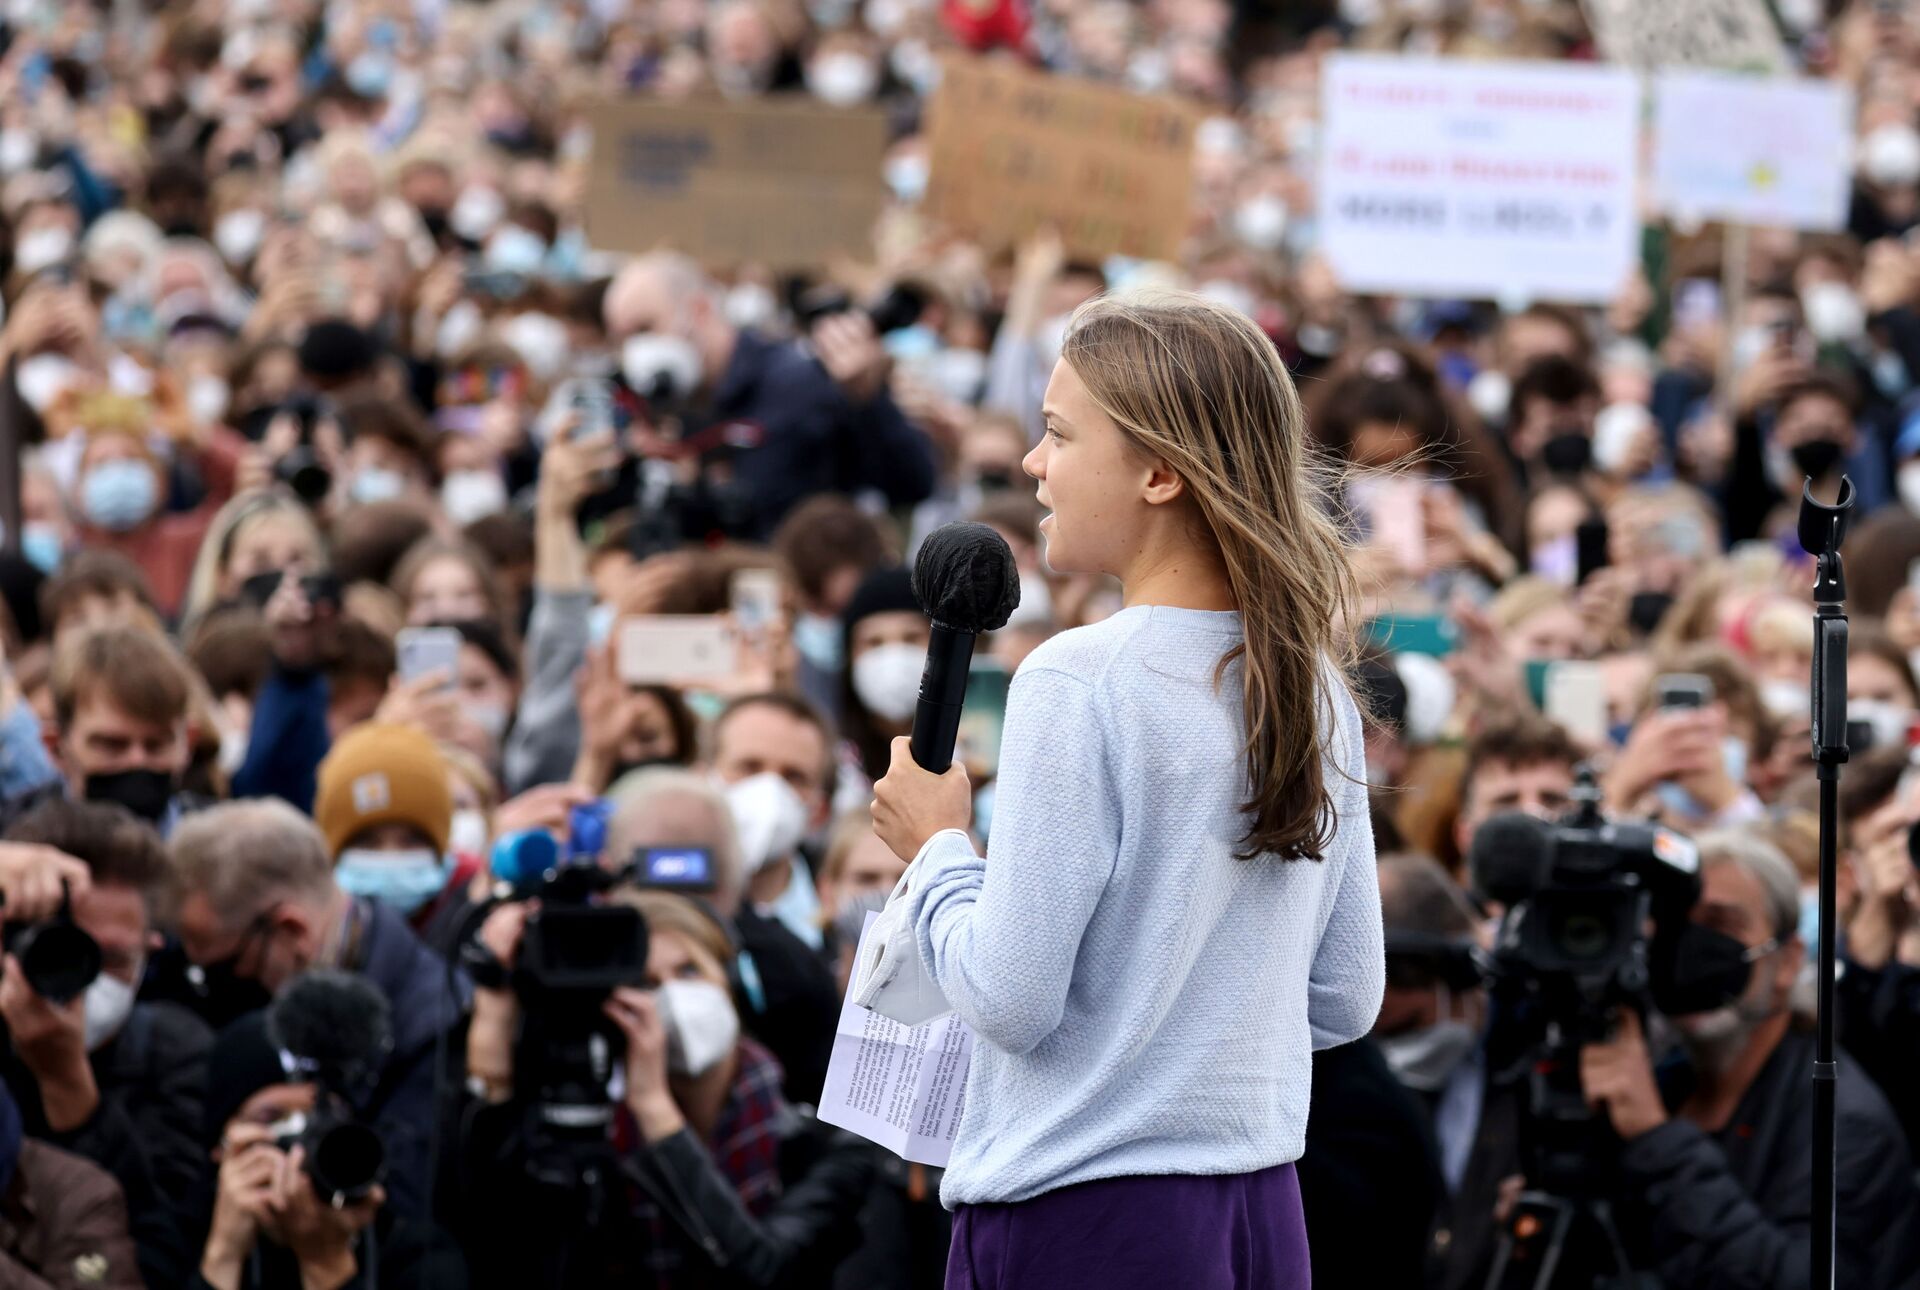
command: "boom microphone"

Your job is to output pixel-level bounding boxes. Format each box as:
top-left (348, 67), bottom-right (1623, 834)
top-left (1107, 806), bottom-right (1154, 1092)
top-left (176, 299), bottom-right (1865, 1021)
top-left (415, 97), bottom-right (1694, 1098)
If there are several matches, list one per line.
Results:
top-left (909, 522), bottom-right (1021, 772)
top-left (267, 970), bottom-right (395, 1091)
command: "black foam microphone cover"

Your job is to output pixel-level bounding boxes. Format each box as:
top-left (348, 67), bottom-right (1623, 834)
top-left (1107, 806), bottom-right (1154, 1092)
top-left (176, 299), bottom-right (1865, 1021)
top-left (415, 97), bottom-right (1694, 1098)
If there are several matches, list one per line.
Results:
top-left (909, 524), bottom-right (1022, 772)
top-left (267, 970), bottom-right (394, 1089)
top-left (1466, 811), bottom-right (1553, 909)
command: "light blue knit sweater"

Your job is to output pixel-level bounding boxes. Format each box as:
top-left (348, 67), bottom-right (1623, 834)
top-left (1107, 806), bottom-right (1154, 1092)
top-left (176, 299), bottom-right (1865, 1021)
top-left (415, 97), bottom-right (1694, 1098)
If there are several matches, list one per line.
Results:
top-left (906, 605), bottom-right (1384, 1208)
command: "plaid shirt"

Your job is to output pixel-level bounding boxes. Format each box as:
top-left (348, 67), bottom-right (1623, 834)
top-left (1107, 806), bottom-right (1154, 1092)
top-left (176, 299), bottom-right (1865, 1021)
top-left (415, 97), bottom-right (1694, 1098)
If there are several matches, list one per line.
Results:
top-left (625, 1038), bottom-right (791, 1289)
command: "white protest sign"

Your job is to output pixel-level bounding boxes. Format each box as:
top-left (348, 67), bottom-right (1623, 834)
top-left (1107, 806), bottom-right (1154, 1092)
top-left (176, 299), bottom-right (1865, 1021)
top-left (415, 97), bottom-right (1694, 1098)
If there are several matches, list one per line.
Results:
top-left (1652, 71), bottom-right (1853, 232)
top-left (1583, 0), bottom-right (1786, 72)
top-left (819, 912), bottom-right (974, 1167)
top-left (1319, 56), bottom-right (1640, 303)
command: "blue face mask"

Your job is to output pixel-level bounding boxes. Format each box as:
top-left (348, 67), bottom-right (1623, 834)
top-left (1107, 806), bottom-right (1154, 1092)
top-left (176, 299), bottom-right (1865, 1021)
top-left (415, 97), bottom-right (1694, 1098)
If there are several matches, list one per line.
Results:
top-left (587, 602), bottom-right (617, 646)
top-left (20, 524), bottom-right (62, 575)
top-left (80, 460), bottom-right (158, 532)
top-left (349, 467), bottom-right (407, 505)
top-left (336, 848), bottom-right (448, 916)
top-left (0, 702), bottom-right (60, 801)
top-left (792, 613), bottom-right (843, 673)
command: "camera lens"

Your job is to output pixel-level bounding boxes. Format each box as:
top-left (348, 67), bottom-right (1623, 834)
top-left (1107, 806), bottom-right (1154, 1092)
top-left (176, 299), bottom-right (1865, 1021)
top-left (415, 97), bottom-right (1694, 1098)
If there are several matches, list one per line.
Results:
top-left (13, 922), bottom-right (102, 1004)
top-left (309, 1121), bottom-right (385, 1205)
top-left (1550, 909), bottom-right (1613, 964)
top-left (275, 450), bottom-right (332, 507)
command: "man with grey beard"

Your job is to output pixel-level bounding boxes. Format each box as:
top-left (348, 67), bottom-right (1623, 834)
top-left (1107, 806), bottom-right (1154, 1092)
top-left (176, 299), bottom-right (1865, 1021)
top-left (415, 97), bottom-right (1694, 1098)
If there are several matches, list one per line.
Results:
top-left (1578, 830), bottom-right (1920, 1289)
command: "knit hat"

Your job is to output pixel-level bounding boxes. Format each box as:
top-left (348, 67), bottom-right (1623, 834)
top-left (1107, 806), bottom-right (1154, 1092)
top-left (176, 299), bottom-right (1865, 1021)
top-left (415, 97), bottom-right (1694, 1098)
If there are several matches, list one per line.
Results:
top-left (840, 566), bottom-right (922, 643)
top-left (313, 723), bottom-right (453, 858)
top-left (202, 1012), bottom-right (289, 1147)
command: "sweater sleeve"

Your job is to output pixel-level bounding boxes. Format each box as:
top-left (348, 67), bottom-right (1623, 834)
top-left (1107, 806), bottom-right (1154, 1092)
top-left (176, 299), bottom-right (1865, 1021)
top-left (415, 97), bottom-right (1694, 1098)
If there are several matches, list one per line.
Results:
top-left (229, 666), bottom-right (330, 812)
top-left (1307, 686), bottom-right (1385, 1050)
top-left (502, 587), bottom-right (592, 795)
top-left (907, 666), bottom-right (1116, 1056)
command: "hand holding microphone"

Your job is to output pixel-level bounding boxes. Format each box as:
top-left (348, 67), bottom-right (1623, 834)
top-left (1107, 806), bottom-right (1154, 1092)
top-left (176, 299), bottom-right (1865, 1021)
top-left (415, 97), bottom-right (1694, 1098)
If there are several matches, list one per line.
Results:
top-left (872, 523), bottom-right (1021, 863)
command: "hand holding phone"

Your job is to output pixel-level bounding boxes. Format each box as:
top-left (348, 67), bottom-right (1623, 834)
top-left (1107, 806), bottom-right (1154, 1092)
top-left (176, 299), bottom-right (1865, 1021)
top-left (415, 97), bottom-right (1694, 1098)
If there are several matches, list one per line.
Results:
top-left (396, 627), bottom-right (462, 692)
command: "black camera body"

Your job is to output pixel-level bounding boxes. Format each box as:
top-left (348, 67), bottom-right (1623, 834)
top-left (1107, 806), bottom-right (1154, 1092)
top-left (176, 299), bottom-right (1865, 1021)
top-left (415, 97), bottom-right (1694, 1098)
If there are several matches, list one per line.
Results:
top-left (268, 1100), bottom-right (386, 1209)
top-left (4, 917), bottom-right (100, 1005)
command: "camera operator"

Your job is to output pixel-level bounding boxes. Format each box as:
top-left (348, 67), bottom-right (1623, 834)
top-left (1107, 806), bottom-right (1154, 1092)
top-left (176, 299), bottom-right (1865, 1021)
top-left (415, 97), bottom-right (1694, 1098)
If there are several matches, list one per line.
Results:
top-left (0, 626), bottom-right (201, 836)
top-left (1451, 715), bottom-right (1580, 870)
top-left (0, 800), bottom-right (213, 1288)
top-left (601, 253), bottom-right (936, 538)
top-left (166, 800), bottom-right (469, 1215)
top-left (451, 889), bottom-right (871, 1289)
top-left (607, 767), bottom-right (840, 1107)
top-left (195, 1003), bottom-right (466, 1290)
top-left (1367, 854), bottom-right (1504, 1290)
top-left (1580, 830), bottom-right (1920, 1289)
top-left (1834, 745), bottom-right (1920, 1154)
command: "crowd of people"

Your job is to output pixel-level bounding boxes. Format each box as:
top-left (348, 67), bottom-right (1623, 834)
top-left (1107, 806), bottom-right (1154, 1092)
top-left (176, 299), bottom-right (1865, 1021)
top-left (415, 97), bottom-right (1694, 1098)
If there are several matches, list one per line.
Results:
top-left (0, 0), bottom-right (1911, 1286)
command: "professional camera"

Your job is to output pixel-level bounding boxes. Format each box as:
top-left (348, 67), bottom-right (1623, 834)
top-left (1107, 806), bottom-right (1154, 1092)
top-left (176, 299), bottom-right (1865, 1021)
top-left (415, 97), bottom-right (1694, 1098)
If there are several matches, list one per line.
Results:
top-left (793, 280), bottom-right (929, 336)
top-left (268, 394), bottom-right (334, 507)
top-left (1467, 768), bottom-right (1707, 1290)
top-left (264, 973), bottom-right (392, 1209)
top-left (2, 893), bottom-right (100, 1004)
top-left (467, 804), bottom-right (651, 1140)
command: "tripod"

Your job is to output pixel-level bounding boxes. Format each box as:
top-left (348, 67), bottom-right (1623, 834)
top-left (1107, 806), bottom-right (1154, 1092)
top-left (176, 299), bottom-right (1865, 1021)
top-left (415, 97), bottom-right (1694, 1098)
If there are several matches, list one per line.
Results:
top-left (1799, 477), bottom-right (1854, 1290)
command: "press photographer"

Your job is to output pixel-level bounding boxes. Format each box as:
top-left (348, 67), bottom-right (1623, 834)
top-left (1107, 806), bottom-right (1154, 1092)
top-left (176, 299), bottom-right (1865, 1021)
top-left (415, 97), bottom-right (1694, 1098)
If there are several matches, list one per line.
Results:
top-left (1469, 795), bottom-right (1920, 1289)
top-left (450, 884), bottom-right (870, 1290)
top-left (195, 972), bottom-right (466, 1290)
top-left (0, 800), bottom-right (213, 1288)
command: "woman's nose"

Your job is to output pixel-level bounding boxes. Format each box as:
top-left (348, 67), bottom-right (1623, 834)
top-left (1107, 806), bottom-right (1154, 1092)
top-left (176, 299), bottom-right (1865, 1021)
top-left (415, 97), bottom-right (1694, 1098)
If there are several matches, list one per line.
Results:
top-left (1022, 441), bottom-right (1045, 480)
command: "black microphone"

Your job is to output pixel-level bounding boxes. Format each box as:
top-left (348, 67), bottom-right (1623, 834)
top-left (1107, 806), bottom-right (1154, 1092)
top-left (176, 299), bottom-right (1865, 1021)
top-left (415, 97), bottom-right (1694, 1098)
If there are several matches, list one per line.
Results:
top-left (267, 970), bottom-right (394, 1092)
top-left (909, 522), bottom-right (1021, 772)
top-left (1465, 811), bottom-right (1553, 909)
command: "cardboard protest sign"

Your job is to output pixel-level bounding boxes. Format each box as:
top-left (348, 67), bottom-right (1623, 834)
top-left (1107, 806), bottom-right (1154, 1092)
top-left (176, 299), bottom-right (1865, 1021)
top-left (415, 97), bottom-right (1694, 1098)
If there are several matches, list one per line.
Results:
top-left (924, 55), bottom-right (1199, 262)
top-left (1651, 71), bottom-right (1853, 231)
top-left (1318, 55), bottom-right (1640, 303)
top-left (1582, 0), bottom-right (1786, 72)
top-left (583, 98), bottom-right (889, 268)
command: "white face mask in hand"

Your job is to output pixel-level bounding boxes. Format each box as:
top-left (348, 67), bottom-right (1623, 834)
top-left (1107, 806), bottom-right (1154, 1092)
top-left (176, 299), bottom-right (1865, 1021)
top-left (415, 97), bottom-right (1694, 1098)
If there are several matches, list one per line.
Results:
top-left (658, 978), bottom-right (739, 1077)
top-left (724, 772), bottom-right (810, 874)
top-left (852, 643), bottom-right (926, 724)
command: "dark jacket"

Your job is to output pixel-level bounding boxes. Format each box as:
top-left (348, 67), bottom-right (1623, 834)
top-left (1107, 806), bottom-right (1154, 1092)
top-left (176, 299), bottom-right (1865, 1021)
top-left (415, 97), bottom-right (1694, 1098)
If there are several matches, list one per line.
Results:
top-left (3, 1001), bottom-right (212, 1289)
top-left (1837, 957), bottom-right (1920, 1158)
top-left (704, 329), bottom-right (937, 538)
top-left (0, 1140), bottom-right (143, 1290)
top-left (1613, 1027), bottom-right (1920, 1290)
top-left (343, 898), bottom-right (471, 1221)
top-left (182, 1209), bottom-right (467, 1290)
top-left (451, 1049), bottom-right (872, 1289)
top-left (1298, 1037), bottom-right (1445, 1290)
top-left (734, 907), bottom-right (838, 1107)
top-left (230, 665), bottom-right (330, 814)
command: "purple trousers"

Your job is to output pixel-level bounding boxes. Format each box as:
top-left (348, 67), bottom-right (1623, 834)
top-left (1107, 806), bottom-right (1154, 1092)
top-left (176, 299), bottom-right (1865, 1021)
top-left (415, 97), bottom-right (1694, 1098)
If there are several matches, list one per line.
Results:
top-left (945, 1162), bottom-right (1311, 1290)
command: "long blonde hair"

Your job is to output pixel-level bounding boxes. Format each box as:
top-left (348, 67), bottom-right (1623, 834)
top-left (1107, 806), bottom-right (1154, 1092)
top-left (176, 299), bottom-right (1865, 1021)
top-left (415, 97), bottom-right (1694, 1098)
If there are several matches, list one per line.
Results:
top-left (1061, 292), bottom-right (1362, 860)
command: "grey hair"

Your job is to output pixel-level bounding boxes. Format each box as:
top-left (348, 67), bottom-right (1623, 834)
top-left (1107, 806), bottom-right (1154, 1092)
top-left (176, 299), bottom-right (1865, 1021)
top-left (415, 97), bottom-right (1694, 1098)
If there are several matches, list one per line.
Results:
top-left (166, 799), bottom-right (333, 931)
top-left (606, 767), bottom-right (744, 914)
top-left (1696, 828), bottom-right (1802, 943)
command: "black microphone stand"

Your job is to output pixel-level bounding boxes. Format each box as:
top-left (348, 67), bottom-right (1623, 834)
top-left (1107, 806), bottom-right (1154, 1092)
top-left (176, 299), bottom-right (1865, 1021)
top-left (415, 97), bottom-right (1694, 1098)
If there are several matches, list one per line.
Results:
top-left (1799, 476), bottom-right (1854, 1290)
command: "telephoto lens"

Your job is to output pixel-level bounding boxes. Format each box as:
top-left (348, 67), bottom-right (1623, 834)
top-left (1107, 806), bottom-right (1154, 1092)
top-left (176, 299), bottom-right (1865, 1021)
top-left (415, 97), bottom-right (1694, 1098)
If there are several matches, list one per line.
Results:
top-left (269, 1107), bottom-right (386, 1208)
top-left (8, 920), bottom-right (101, 1004)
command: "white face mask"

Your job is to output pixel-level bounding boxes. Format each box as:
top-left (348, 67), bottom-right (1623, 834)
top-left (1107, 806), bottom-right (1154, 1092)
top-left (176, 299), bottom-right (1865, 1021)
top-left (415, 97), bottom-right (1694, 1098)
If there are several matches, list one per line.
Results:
top-left (449, 808), bottom-right (490, 858)
top-left (15, 225), bottom-right (72, 276)
top-left (498, 312), bottom-right (570, 381)
top-left (657, 978), bottom-right (739, 1077)
top-left (1759, 678), bottom-right (1809, 720)
top-left (350, 467), bottom-right (408, 504)
top-left (853, 643), bottom-right (926, 723)
top-left (449, 185), bottom-right (505, 242)
top-left (1899, 461), bottom-right (1920, 516)
top-left (1801, 281), bottom-right (1865, 344)
top-left (187, 374), bottom-right (230, 428)
top-left (441, 469), bottom-right (509, 525)
top-left (807, 52), bottom-right (879, 106)
top-left (15, 352), bottom-right (79, 413)
top-left (213, 208), bottom-right (267, 265)
top-left (1376, 984), bottom-right (1478, 1092)
top-left (84, 971), bottom-right (138, 1052)
top-left (470, 702), bottom-right (510, 741)
top-left (1862, 124), bottom-right (1920, 190)
top-left (622, 334), bottom-right (704, 406)
top-left (723, 772), bottom-right (810, 874)
top-left (1467, 368), bottom-right (1512, 426)
top-left (1232, 195), bottom-right (1289, 251)
top-left (436, 299), bottom-right (485, 360)
top-left (724, 282), bottom-right (780, 331)
top-left (218, 728), bottom-right (250, 776)
top-left (0, 127), bottom-right (36, 176)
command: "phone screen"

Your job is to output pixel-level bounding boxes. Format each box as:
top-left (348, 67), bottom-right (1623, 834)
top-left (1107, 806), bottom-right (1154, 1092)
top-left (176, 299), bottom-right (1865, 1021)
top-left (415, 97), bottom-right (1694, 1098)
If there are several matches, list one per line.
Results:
top-left (395, 628), bottom-right (462, 689)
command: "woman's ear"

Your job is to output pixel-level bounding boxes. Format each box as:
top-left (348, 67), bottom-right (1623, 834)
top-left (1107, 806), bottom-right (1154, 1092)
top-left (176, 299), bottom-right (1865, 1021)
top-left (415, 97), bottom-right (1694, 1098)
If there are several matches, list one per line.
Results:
top-left (1140, 459), bottom-right (1186, 508)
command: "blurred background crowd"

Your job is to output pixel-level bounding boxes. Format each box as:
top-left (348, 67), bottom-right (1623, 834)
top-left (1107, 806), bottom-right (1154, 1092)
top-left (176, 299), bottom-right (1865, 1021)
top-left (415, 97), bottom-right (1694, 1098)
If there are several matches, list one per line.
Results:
top-left (0, 0), bottom-right (1911, 1287)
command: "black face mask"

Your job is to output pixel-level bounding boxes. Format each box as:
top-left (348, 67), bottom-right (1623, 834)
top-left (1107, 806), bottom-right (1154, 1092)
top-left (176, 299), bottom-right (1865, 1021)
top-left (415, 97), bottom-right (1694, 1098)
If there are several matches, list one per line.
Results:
top-left (1789, 438), bottom-right (1844, 481)
top-left (189, 917), bottom-right (275, 1031)
top-left (417, 209), bottom-right (451, 244)
top-left (1627, 590), bottom-right (1675, 637)
top-left (1649, 924), bottom-right (1757, 1017)
top-left (83, 769), bottom-right (175, 825)
top-left (1540, 430), bottom-right (1593, 477)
